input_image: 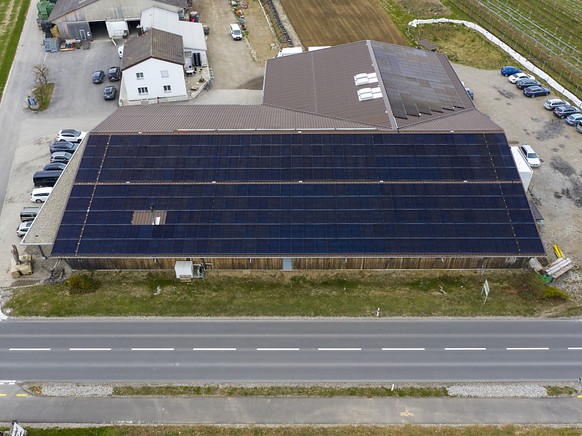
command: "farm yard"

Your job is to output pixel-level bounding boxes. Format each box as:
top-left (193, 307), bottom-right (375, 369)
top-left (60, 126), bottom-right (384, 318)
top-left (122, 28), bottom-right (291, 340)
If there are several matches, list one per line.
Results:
top-left (278, 0), bottom-right (407, 48)
top-left (448, 0), bottom-right (582, 97)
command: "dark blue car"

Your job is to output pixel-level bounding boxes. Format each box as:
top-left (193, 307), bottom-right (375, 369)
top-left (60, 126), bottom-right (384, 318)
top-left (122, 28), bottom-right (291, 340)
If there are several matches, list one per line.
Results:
top-left (515, 78), bottom-right (541, 90)
top-left (501, 66), bottom-right (522, 76)
top-left (523, 86), bottom-right (550, 97)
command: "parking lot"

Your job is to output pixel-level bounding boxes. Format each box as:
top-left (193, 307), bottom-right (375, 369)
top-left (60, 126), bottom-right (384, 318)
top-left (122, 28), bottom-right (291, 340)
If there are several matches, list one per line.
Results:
top-left (0, 3), bottom-right (580, 292)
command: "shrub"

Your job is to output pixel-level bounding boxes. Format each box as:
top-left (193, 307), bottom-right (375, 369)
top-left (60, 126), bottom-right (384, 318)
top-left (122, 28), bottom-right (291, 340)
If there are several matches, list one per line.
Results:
top-left (67, 274), bottom-right (100, 295)
top-left (543, 286), bottom-right (570, 301)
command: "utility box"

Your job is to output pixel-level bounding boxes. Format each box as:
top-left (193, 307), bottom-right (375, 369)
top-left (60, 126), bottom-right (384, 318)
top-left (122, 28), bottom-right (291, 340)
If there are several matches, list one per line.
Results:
top-left (175, 261), bottom-right (194, 282)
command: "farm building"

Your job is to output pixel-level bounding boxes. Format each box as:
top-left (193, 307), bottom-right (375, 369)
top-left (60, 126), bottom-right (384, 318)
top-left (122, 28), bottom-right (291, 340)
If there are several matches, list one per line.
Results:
top-left (48, 0), bottom-right (187, 40)
top-left (119, 28), bottom-right (189, 105)
top-left (23, 41), bottom-right (544, 270)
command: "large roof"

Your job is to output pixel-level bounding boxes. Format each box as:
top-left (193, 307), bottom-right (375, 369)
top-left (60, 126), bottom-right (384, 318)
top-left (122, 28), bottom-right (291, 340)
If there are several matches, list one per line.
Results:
top-left (263, 40), bottom-right (497, 132)
top-left (51, 132), bottom-right (544, 258)
top-left (49, 0), bottom-right (188, 21)
top-left (122, 28), bottom-right (184, 70)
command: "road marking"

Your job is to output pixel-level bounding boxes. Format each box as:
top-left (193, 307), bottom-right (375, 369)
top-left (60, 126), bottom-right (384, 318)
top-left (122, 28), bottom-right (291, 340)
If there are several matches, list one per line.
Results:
top-left (0, 381), bottom-right (15, 385)
top-left (257, 348), bottom-right (300, 351)
top-left (506, 347), bottom-right (549, 351)
top-left (445, 347), bottom-right (487, 351)
top-left (16, 394), bottom-right (27, 397)
top-left (0, 394), bottom-right (6, 397)
top-left (69, 348), bottom-right (112, 351)
top-left (131, 348), bottom-right (174, 351)
top-left (317, 348), bottom-right (361, 351)
top-left (192, 348), bottom-right (237, 351)
top-left (382, 348), bottom-right (425, 351)
top-left (9, 348), bottom-right (51, 351)
top-left (567, 347), bottom-right (582, 350)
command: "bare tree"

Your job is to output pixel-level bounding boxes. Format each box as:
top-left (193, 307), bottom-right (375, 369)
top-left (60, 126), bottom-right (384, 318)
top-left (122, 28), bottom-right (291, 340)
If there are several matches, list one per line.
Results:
top-left (32, 64), bottom-right (50, 106)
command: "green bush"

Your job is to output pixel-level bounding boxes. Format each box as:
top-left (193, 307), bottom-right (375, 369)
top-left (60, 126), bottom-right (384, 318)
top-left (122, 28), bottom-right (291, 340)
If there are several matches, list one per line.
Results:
top-left (543, 287), bottom-right (570, 301)
top-left (66, 274), bottom-right (100, 295)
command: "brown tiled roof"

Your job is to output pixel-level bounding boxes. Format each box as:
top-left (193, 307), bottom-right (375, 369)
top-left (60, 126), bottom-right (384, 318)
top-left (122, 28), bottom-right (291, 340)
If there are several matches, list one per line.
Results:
top-left (397, 109), bottom-right (503, 132)
top-left (122, 28), bottom-right (184, 70)
top-left (92, 105), bottom-right (385, 133)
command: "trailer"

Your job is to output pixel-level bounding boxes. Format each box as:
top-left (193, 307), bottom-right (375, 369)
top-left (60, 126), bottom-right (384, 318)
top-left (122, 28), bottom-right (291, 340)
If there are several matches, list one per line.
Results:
top-left (510, 146), bottom-right (533, 191)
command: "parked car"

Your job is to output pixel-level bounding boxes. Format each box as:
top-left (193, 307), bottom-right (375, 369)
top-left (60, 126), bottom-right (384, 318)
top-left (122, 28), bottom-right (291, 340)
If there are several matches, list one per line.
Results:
top-left (57, 129), bottom-right (87, 143)
top-left (108, 66), bottom-right (122, 81)
top-left (30, 187), bottom-right (53, 203)
top-left (117, 45), bottom-right (124, 59)
top-left (50, 151), bottom-right (74, 164)
top-left (465, 87), bottom-right (474, 100)
top-left (577, 122), bottom-right (582, 134)
top-left (515, 78), bottom-right (541, 89)
top-left (500, 66), bottom-right (521, 76)
top-left (43, 162), bottom-right (67, 171)
top-left (519, 145), bottom-right (540, 168)
top-left (543, 98), bottom-right (569, 110)
top-left (49, 140), bottom-right (77, 154)
top-left (92, 70), bottom-right (105, 84)
top-left (229, 23), bottom-right (242, 40)
top-left (103, 85), bottom-right (117, 101)
top-left (508, 72), bottom-right (535, 84)
top-left (16, 221), bottom-right (32, 237)
top-left (553, 105), bottom-right (581, 119)
top-left (565, 113), bottom-right (582, 126)
top-left (523, 86), bottom-right (550, 97)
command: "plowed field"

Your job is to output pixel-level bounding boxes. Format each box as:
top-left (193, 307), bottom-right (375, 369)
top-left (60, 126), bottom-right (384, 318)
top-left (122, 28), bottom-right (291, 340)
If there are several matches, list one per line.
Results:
top-left (279, 0), bottom-right (407, 47)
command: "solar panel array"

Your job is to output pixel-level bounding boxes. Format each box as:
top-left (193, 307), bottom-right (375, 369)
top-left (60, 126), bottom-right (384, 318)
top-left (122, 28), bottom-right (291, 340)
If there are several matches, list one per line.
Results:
top-left (371, 41), bottom-right (465, 119)
top-left (52, 132), bottom-right (544, 257)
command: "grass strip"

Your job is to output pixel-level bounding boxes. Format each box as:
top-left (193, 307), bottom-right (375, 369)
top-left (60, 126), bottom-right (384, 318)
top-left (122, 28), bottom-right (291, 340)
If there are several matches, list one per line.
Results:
top-left (545, 386), bottom-right (577, 396)
top-left (112, 385), bottom-right (449, 398)
top-left (6, 270), bottom-right (576, 317)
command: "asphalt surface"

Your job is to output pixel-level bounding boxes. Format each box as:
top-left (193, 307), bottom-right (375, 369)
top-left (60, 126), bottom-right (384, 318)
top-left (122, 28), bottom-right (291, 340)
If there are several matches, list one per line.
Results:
top-left (0, 381), bottom-right (580, 425)
top-left (0, 319), bottom-right (581, 382)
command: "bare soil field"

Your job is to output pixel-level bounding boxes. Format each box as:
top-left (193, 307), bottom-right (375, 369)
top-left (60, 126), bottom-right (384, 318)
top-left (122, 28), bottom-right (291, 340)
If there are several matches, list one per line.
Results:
top-left (279, 0), bottom-right (407, 47)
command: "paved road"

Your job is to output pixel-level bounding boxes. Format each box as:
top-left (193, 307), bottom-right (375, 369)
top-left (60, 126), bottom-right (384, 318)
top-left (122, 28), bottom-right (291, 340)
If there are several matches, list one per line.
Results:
top-left (0, 319), bottom-right (581, 382)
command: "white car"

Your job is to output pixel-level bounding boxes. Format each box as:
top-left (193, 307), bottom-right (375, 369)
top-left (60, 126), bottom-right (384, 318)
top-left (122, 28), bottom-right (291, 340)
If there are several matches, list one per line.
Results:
top-left (117, 45), bottom-right (124, 59)
top-left (57, 129), bottom-right (87, 143)
top-left (508, 72), bottom-right (534, 84)
top-left (519, 145), bottom-right (540, 168)
top-left (17, 221), bottom-right (32, 237)
top-left (543, 98), bottom-right (569, 110)
top-left (229, 23), bottom-right (242, 40)
top-left (31, 187), bottom-right (53, 203)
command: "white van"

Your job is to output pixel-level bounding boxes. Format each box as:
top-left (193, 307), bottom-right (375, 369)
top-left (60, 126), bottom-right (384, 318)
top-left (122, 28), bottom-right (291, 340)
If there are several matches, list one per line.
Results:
top-left (229, 24), bottom-right (242, 40)
top-left (31, 187), bottom-right (53, 203)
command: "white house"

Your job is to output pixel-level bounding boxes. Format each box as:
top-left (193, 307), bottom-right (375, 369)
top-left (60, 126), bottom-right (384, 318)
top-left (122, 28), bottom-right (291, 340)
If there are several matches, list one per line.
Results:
top-left (141, 7), bottom-right (207, 68)
top-left (119, 28), bottom-right (188, 105)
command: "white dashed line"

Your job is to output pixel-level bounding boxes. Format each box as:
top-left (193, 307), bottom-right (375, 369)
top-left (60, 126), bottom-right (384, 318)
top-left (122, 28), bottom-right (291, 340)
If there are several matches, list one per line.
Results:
top-left (192, 348), bottom-right (237, 351)
top-left (445, 347), bottom-right (487, 351)
top-left (257, 348), bottom-right (300, 351)
top-left (0, 381), bottom-right (15, 385)
top-left (567, 347), bottom-right (582, 350)
top-left (382, 348), bottom-right (425, 351)
top-left (131, 348), bottom-right (174, 351)
top-left (9, 348), bottom-right (51, 351)
top-left (506, 347), bottom-right (549, 351)
top-left (317, 348), bottom-right (361, 351)
top-left (69, 348), bottom-right (112, 351)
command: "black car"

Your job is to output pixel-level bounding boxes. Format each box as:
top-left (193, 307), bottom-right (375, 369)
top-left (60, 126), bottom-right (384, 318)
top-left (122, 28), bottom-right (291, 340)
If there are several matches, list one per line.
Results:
top-left (103, 85), bottom-right (117, 100)
top-left (108, 66), bottom-right (122, 81)
top-left (43, 162), bottom-right (67, 171)
top-left (523, 86), bottom-right (550, 97)
top-left (92, 70), bottom-right (105, 84)
top-left (515, 78), bottom-right (541, 90)
top-left (49, 140), bottom-right (78, 154)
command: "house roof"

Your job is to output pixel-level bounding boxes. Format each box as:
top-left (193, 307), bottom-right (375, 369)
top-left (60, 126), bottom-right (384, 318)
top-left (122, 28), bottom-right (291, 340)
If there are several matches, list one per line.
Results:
top-left (141, 7), bottom-right (207, 51)
top-left (263, 40), bottom-right (495, 132)
top-left (50, 0), bottom-right (188, 21)
top-left (121, 28), bottom-right (184, 70)
top-left (92, 105), bottom-right (385, 133)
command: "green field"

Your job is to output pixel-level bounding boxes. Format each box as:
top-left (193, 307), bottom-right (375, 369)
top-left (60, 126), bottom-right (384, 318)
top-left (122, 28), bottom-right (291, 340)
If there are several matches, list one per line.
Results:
top-left (0, 0), bottom-right (31, 100)
top-left (446, 0), bottom-right (582, 95)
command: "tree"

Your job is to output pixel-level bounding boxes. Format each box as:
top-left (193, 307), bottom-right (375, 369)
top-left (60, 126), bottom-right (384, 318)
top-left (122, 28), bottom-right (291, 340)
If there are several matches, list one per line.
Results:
top-left (32, 64), bottom-right (50, 107)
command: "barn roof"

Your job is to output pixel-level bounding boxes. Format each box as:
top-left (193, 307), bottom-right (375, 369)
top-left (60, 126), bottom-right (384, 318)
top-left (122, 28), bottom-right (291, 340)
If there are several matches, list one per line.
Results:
top-left (49, 0), bottom-right (188, 21)
top-left (121, 28), bottom-right (184, 70)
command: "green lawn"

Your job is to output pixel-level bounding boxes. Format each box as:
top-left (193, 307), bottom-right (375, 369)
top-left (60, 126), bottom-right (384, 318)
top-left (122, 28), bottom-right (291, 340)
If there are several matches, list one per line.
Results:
top-left (6, 270), bottom-right (574, 317)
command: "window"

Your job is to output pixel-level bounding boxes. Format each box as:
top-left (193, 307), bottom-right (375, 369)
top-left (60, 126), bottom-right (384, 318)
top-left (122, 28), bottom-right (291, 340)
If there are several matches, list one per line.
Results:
top-left (163, 85), bottom-right (171, 93)
top-left (160, 70), bottom-right (169, 78)
top-left (136, 72), bottom-right (144, 80)
top-left (138, 87), bottom-right (148, 95)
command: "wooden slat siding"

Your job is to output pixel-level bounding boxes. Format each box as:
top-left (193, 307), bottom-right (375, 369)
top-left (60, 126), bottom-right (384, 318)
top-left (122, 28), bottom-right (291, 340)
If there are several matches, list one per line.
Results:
top-left (62, 256), bottom-right (530, 270)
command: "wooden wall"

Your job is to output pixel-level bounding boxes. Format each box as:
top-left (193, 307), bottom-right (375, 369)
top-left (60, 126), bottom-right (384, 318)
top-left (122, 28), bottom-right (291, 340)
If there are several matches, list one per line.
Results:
top-left (63, 255), bottom-right (530, 270)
